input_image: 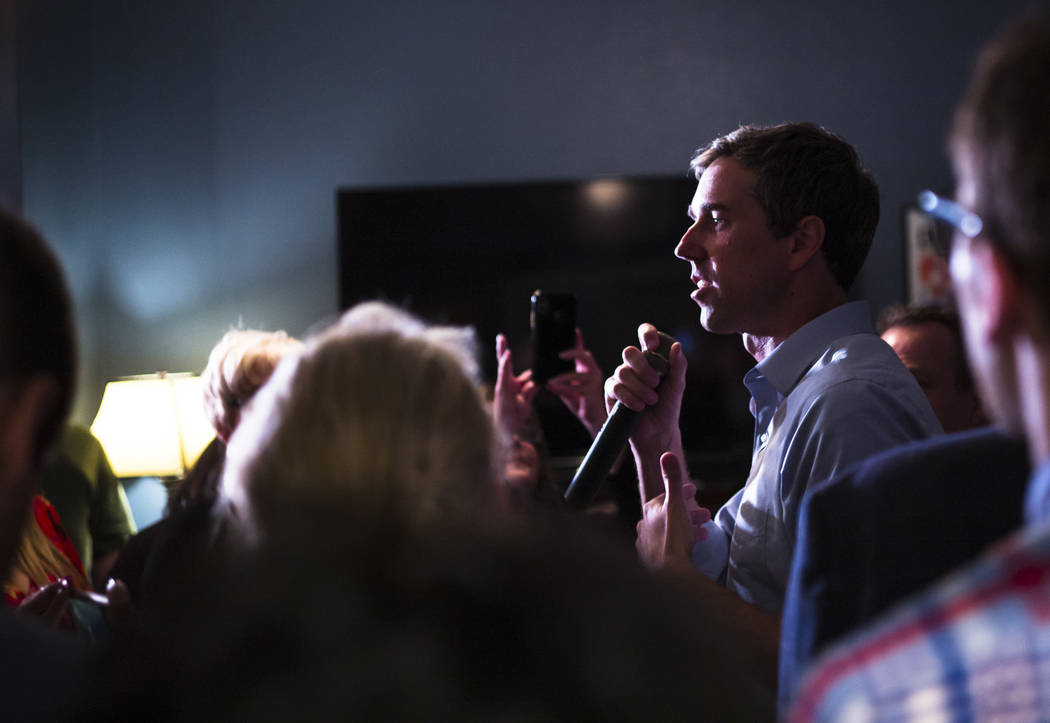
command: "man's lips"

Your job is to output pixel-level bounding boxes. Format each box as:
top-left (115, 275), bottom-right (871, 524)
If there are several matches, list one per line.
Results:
top-left (691, 275), bottom-right (713, 291)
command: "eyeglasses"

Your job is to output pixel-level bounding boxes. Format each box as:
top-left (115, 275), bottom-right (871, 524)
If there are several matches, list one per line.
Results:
top-left (917, 190), bottom-right (983, 238)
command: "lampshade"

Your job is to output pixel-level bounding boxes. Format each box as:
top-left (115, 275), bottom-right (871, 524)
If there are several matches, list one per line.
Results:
top-left (90, 372), bottom-right (215, 478)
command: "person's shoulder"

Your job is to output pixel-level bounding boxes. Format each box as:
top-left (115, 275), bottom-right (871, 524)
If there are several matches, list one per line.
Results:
top-left (815, 427), bottom-right (1025, 497)
top-left (794, 334), bottom-right (941, 429)
top-left (791, 334), bottom-right (910, 401)
top-left (791, 522), bottom-right (1050, 720)
top-left (804, 427), bottom-right (1023, 513)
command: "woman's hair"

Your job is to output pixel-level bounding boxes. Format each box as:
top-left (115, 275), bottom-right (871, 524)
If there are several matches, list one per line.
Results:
top-left (200, 329), bottom-right (303, 442)
top-left (221, 302), bottom-right (499, 540)
top-left (4, 496), bottom-right (90, 601)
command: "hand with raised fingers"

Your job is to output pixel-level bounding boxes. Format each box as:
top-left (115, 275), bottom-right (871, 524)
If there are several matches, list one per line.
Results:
top-left (636, 452), bottom-right (701, 571)
top-left (493, 333), bottom-right (539, 438)
top-left (545, 328), bottom-right (607, 438)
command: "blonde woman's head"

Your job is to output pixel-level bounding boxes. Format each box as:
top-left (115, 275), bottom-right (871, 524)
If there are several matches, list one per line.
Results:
top-left (201, 329), bottom-right (303, 442)
top-left (222, 302), bottom-right (499, 540)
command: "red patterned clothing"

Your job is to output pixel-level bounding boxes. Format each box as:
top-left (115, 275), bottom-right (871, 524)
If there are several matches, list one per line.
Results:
top-left (4, 494), bottom-right (89, 606)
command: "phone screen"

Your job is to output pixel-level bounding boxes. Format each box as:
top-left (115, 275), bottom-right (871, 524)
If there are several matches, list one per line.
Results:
top-left (68, 595), bottom-right (109, 644)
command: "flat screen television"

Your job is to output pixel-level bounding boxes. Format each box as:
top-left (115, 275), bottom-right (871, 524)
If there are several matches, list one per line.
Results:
top-left (337, 176), bottom-right (754, 498)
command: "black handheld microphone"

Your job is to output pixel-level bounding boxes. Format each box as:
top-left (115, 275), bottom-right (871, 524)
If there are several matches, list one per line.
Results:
top-left (563, 331), bottom-right (676, 509)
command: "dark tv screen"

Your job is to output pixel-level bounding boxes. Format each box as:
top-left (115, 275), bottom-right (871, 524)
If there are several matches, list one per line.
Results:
top-left (337, 176), bottom-right (753, 487)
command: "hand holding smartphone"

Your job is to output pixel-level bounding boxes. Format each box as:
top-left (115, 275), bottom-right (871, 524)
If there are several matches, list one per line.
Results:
top-left (530, 290), bottom-right (577, 384)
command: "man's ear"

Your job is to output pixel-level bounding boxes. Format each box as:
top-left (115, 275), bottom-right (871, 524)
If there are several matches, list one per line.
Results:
top-left (786, 215), bottom-right (826, 272)
top-left (973, 240), bottom-right (1022, 345)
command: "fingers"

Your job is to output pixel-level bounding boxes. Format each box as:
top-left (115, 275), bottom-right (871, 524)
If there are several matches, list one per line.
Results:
top-left (638, 323), bottom-right (662, 352)
top-left (606, 349), bottom-right (661, 411)
top-left (546, 372), bottom-right (593, 392)
top-left (665, 342), bottom-right (688, 396)
top-left (105, 578), bottom-right (133, 634)
top-left (39, 583), bottom-right (72, 627)
top-left (624, 345), bottom-right (662, 387)
top-left (106, 577), bottom-right (130, 605)
top-left (545, 376), bottom-right (581, 398)
top-left (17, 579), bottom-right (72, 627)
top-left (689, 507), bottom-right (712, 526)
top-left (520, 379), bottom-right (539, 406)
top-left (660, 451), bottom-right (683, 502)
top-left (557, 346), bottom-right (598, 367)
top-left (496, 337), bottom-right (513, 385)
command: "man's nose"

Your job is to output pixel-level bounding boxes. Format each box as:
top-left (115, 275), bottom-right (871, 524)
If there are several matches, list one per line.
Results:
top-left (675, 222), bottom-right (703, 261)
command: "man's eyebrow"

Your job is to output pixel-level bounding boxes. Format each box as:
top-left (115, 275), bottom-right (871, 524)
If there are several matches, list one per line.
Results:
top-left (687, 202), bottom-right (728, 221)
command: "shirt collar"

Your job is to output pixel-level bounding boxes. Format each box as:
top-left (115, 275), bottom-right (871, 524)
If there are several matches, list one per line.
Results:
top-left (1024, 458), bottom-right (1050, 526)
top-left (754, 301), bottom-right (875, 396)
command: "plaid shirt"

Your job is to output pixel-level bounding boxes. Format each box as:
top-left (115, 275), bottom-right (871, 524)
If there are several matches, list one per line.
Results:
top-left (789, 486), bottom-right (1050, 722)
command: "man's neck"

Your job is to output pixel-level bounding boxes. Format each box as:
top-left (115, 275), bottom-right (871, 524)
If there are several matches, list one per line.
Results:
top-left (742, 292), bottom-right (849, 363)
top-left (743, 334), bottom-right (779, 363)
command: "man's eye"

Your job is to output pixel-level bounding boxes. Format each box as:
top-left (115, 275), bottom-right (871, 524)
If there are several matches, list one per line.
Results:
top-left (711, 216), bottom-right (725, 226)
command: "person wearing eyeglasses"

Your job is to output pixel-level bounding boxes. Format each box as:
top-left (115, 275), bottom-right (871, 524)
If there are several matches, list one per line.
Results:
top-left (788, 12), bottom-right (1050, 720)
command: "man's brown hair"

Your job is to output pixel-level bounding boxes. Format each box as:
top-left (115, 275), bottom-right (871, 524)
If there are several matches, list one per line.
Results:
top-left (950, 12), bottom-right (1050, 320)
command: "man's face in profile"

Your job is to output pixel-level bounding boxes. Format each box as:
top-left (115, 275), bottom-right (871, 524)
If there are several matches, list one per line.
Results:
top-left (949, 158), bottom-right (1021, 435)
top-left (675, 157), bottom-right (793, 337)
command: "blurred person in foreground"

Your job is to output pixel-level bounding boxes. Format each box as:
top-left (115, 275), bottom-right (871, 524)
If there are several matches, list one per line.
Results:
top-left (790, 12), bottom-right (1050, 719)
top-left (0, 207), bottom-right (129, 718)
top-left (89, 301), bottom-right (776, 721)
top-left (219, 301), bottom-right (500, 540)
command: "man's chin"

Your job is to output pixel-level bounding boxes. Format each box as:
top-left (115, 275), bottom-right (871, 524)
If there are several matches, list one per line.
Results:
top-left (698, 308), bottom-right (732, 336)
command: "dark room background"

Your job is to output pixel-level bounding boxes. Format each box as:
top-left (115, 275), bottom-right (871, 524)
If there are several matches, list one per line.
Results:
top-left (2, 0), bottom-right (1039, 425)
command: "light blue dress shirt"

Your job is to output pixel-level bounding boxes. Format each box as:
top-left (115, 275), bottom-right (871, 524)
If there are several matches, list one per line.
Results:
top-left (691, 301), bottom-right (943, 612)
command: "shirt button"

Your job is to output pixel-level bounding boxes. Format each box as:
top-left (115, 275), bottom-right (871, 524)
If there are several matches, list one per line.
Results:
top-left (760, 432), bottom-right (769, 444)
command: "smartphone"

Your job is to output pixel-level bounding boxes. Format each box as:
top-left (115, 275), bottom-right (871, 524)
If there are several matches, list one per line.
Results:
top-left (71, 588), bottom-right (109, 607)
top-left (68, 589), bottom-right (110, 644)
top-left (530, 290), bottom-right (577, 384)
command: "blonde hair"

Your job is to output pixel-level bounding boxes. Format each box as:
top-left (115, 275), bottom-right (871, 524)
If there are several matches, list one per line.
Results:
top-left (201, 329), bottom-right (303, 442)
top-left (222, 302), bottom-right (499, 539)
top-left (4, 497), bottom-right (90, 601)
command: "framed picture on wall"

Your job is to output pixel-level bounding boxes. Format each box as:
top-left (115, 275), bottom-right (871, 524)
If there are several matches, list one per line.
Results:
top-left (902, 203), bottom-right (952, 305)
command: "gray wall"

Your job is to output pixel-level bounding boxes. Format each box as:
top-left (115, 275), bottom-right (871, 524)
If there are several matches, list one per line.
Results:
top-left (16, 0), bottom-right (1039, 424)
top-left (1, 0), bottom-right (18, 208)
